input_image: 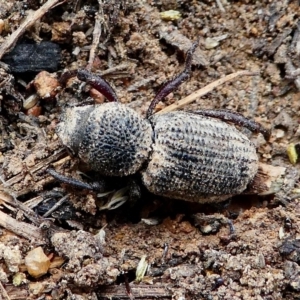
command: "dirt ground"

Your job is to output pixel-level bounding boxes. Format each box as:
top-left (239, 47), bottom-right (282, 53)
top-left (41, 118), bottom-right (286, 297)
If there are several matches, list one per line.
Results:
top-left (0, 0), bottom-right (300, 299)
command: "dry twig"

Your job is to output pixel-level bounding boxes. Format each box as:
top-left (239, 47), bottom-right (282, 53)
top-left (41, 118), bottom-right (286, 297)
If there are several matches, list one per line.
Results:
top-left (87, 0), bottom-right (112, 71)
top-left (42, 194), bottom-right (69, 217)
top-left (156, 70), bottom-right (259, 114)
top-left (98, 283), bottom-right (171, 299)
top-left (0, 210), bottom-right (45, 243)
top-left (87, 1), bottom-right (104, 71)
top-left (0, 190), bottom-right (51, 243)
top-left (0, 145), bottom-right (66, 189)
top-left (13, 154), bottom-right (71, 198)
top-left (0, 0), bottom-right (66, 59)
top-left (0, 281), bottom-right (11, 300)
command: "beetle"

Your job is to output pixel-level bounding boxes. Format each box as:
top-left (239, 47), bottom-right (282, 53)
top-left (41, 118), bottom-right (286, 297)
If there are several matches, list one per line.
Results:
top-left (51, 41), bottom-right (269, 204)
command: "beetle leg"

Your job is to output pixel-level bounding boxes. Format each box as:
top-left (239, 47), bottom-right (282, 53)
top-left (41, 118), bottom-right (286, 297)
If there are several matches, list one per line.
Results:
top-left (59, 69), bottom-right (78, 85)
top-left (77, 69), bottom-right (119, 102)
top-left (47, 168), bottom-right (107, 192)
top-left (60, 69), bottom-right (119, 102)
top-left (146, 40), bottom-right (199, 119)
top-left (189, 109), bottom-right (270, 140)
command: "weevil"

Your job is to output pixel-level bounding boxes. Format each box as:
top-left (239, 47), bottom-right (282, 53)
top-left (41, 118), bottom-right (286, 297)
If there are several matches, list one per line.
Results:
top-left (52, 41), bottom-right (270, 204)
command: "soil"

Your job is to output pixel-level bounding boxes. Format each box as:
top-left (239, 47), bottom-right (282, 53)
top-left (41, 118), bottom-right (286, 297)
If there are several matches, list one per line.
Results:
top-left (0, 0), bottom-right (300, 299)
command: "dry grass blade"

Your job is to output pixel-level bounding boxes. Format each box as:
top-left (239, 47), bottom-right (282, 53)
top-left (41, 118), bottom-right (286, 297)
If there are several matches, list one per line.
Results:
top-left (156, 70), bottom-right (259, 114)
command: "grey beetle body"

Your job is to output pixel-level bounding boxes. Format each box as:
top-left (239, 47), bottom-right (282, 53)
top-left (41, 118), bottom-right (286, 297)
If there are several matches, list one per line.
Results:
top-left (57, 102), bottom-right (258, 203)
top-left (55, 41), bottom-right (267, 204)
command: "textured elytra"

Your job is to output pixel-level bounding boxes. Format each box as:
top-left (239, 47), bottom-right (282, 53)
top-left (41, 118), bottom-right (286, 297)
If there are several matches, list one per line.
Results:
top-left (74, 103), bottom-right (153, 176)
top-left (141, 111), bottom-right (258, 203)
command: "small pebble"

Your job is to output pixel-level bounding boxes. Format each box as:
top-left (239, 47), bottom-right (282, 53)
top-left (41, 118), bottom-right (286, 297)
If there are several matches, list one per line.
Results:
top-left (160, 10), bottom-right (181, 21)
top-left (23, 93), bottom-right (39, 110)
top-left (33, 71), bottom-right (60, 99)
top-left (0, 19), bottom-right (5, 35)
top-left (26, 105), bottom-right (42, 117)
top-left (25, 247), bottom-right (50, 278)
top-left (13, 272), bottom-right (26, 286)
top-left (287, 143), bottom-right (299, 165)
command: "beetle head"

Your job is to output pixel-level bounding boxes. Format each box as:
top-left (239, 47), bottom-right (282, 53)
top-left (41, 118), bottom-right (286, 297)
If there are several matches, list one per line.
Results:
top-left (57, 105), bottom-right (94, 156)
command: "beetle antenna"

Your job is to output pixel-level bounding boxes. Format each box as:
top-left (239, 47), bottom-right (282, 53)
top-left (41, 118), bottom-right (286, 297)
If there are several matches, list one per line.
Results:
top-left (77, 69), bottom-right (119, 102)
top-left (146, 39), bottom-right (199, 119)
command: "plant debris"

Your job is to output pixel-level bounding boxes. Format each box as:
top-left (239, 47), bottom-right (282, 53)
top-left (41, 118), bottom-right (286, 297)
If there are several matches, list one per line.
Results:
top-left (2, 42), bottom-right (61, 73)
